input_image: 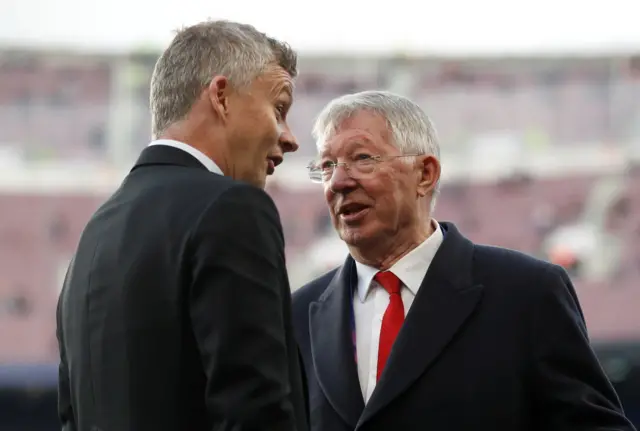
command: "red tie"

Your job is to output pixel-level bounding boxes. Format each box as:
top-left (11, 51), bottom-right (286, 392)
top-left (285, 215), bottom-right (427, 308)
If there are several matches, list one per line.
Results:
top-left (375, 271), bottom-right (405, 382)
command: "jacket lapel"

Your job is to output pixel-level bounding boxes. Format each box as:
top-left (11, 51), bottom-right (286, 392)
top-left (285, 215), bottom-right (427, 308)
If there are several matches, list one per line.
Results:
top-left (358, 223), bottom-right (484, 427)
top-left (309, 258), bottom-right (365, 428)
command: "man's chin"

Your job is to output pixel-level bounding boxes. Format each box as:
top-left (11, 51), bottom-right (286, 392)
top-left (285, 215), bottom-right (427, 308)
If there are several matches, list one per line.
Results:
top-left (339, 225), bottom-right (373, 247)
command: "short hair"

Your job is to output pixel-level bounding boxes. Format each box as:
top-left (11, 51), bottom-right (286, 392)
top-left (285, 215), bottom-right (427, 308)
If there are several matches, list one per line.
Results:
top-left (150, 20), bottom-right (297, 139)
top-left (312, 90), bottom-right (441, 210)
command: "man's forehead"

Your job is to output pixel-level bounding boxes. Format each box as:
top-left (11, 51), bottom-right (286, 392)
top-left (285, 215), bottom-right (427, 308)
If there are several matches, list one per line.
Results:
top-left (261, 65), bottom-right (294, 95)
top-left (330, 128), bottom-right (374, 143)
top-left (319, 129), bottom-right (380, 155)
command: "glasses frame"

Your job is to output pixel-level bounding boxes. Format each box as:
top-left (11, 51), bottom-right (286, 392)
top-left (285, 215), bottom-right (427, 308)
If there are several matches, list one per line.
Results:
top-left (306, 154), bottom-right (422, 183)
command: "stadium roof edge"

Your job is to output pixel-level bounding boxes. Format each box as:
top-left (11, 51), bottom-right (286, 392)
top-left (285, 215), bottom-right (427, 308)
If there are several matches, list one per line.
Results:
top-left (1, 41), bottom-right (639, 58)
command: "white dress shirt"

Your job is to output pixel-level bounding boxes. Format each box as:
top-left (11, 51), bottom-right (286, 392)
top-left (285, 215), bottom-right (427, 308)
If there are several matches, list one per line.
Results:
top-left (148, 139), bottom-right (223, 175)
top-left (353, 220), bottom-right (444, 403)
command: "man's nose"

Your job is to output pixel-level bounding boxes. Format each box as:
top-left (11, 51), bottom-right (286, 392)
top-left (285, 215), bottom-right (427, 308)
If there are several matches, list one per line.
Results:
top-left (279, 124), bottom-right (298, 153)
top-left (328, 164), bottom-right (357, 193)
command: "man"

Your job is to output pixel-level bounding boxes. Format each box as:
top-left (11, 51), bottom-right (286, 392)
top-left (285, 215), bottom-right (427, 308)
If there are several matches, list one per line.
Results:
top-left (56, 20), bottom-right (308, 431)
top-left (292, 90), bottom-right (635, 431)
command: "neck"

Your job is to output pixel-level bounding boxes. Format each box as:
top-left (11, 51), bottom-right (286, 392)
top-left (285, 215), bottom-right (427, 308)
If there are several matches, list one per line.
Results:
top-left (159, 123), bottom-right (229, 175)
top-left (349, 220), bottom-right (435, 270)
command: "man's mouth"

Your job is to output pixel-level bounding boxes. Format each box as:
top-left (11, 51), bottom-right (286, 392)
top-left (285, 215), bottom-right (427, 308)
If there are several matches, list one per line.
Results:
top-left (266, 156), bottom-right (282, 175)
top-left (337, 203), bottom-right (371, 223)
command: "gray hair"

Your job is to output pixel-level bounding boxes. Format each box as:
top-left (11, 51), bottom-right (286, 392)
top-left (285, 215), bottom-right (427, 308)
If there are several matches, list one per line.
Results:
top-left (312, 90), bottom-right (441, 210)
top-left (150, 20), bottom-right (297, 139)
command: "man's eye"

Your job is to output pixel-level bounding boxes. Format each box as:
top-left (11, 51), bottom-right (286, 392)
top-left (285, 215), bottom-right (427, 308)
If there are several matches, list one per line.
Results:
top-left (320, 161), bottom-right (334, 170)
top-left (354, 154), bottom-right (373, 160)
top-left (275, 104), bottom-right (287, 119)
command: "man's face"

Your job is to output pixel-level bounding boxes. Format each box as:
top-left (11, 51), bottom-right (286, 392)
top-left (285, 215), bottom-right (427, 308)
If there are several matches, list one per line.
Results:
top-left (216, 65), bottom-right (297, 188)
top-left (319, 111), bottom-right (436, 247)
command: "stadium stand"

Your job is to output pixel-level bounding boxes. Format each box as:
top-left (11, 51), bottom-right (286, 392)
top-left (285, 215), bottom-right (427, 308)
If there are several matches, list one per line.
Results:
top-left (1, 166), bottom-right (638, 363)
top-left (0, 50), bottom-right (112, 161)
top-left (0, 48), bottom-right (638, 362)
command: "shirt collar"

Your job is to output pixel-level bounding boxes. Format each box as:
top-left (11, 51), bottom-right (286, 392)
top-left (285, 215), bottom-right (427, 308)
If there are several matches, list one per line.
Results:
top-left (354, 219), bottom-right (444, 303)
top-left (148, 139), bottom-right (223, 175)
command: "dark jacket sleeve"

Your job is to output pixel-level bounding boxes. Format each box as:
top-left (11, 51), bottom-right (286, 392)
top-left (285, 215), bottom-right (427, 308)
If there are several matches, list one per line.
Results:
top-left (532, 265), bottom-right (636, 431)
top-left (56, 268), bottom-right (77, 431)
top-left (188, 183), bottom-right (298, 431)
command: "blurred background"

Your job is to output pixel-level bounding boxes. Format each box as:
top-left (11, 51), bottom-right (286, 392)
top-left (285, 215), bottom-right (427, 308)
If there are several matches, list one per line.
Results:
top-left (1, 0), bottom-right (639, 428)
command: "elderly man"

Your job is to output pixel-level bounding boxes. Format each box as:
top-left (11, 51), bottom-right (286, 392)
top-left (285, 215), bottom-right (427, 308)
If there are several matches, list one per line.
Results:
top-left (56, 21), bottom-right (308, 431)
top-left (292, 90), bottom-right (634, 431)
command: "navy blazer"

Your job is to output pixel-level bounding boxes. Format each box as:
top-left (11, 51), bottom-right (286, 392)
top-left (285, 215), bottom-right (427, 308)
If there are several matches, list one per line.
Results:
top-left (292, 222), bottom-right (635, 431)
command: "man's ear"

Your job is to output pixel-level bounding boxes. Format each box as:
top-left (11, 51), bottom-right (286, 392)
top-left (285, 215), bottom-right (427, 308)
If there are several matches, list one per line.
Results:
top-left (416, 155), bottom-right (441, 197)
top-left (207, 75), bottom-right (230, 121)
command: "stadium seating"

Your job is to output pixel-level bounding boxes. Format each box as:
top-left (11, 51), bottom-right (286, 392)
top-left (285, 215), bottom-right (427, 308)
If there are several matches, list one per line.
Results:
top-left (0, 171), bottom-right (638, 363)
top-left (1, 51), bottom-right (640, 162)
top-left (0, 55), bottom-right (111, 161)
top-left (0, 50), bottom-right (639, 362)
top-left (0, 193), bottom-right (104, 362)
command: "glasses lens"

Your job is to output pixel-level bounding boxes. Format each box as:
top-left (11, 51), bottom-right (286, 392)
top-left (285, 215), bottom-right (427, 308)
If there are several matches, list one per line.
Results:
top-left (352, 159), bottom-right (377, 176)
top-left (308, 168), bottom-right (323, 183)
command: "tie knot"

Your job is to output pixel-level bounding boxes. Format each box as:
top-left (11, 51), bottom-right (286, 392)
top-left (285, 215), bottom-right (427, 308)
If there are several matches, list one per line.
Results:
top-left (374, 271), bottom-right (402, 295)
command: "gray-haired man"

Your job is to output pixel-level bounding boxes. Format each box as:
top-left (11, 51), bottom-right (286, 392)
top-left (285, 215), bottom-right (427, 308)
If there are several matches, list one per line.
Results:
top-left (292, 90), bottom-right (633, 431)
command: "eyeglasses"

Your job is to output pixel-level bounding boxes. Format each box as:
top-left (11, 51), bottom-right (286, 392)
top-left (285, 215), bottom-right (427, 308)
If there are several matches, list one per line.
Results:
top-left (307, 154), bottom-right (421, 183)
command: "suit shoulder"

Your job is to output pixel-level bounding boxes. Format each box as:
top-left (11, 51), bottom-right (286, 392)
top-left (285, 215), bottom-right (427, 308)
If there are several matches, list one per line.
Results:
top-left (163, 170), bottom-right (274, 206)
top-left (293, 268), bottom-right (339, 308)
top-left (182, 172), bottom-right (252, 195)
top-left (209, 179), bottom-right (279, 214)
top-left (182, 178), bottom-right (281, 232)
top-left (472, 243), bottom-right (569, 298)
top-left (474, 243), bottom-right (558, 275)
top-left (192, 181), bottom-right (283, 245)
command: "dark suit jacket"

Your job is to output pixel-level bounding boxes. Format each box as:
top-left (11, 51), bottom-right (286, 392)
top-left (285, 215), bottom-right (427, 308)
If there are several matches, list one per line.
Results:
top-left (292, 222), bottom-right (635, 431)
top-left (56, 145), bottom-right (309, 431)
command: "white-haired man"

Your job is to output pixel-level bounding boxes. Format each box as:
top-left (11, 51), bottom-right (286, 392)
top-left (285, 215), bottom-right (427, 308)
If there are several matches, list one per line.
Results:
top-left (292, 90), bottom-right (634, 431)
top-left (56, 21), bottom-right (308, 431)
